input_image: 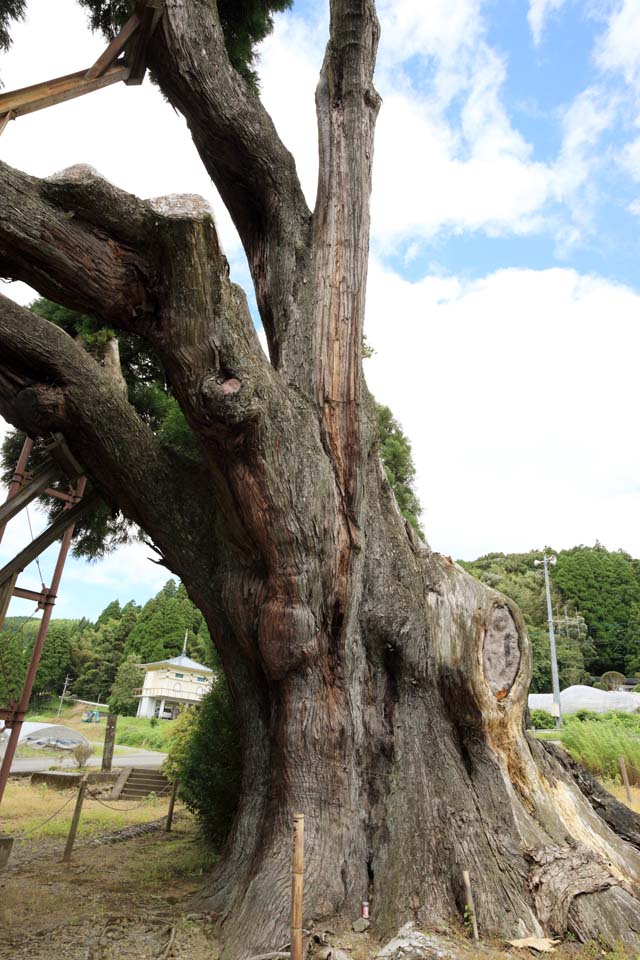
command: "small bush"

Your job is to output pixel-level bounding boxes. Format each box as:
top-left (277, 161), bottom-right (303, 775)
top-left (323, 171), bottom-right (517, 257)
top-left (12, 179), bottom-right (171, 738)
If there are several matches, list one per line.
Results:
top-left (562, 720), bottom-right (640, 785)
top-left (72, 742), bottom-right (94, 768)
top-left (600, 671), bottom-right (626, 691)
top-left (164, 679), bottom-right (241, 845)
top-left (530, 709), bottom-right (555, 729)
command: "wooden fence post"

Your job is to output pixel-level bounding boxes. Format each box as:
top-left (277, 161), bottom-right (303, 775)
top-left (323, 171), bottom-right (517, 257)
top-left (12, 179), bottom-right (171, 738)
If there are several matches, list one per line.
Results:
top-left (619, 756), bottom-right (633, 805)
top-left (101, 714), bottom-right (118, 772)
top-left (291, 813), bottom-right (304, 960)
top-left (462, 868), bottom-right (479, 941)
top-left (165, 780), bottom-right (179, 832)
top-left (62, 775), bottom-right (88, 862)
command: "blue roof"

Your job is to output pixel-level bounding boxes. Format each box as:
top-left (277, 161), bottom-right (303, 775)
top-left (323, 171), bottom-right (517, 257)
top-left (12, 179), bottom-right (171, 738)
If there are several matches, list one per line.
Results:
top-left (140, 654), bottom-right (213, 673)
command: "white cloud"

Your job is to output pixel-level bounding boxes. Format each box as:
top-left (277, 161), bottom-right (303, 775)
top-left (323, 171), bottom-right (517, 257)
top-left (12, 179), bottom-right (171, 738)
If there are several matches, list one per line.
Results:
top-left (528, 0), bottom-right (568, 47)
top-left (596, 0), bottom-right (640, 87)
top-left (620, 134), bottom-right (640, 179)
top-left (550, 85), bottom-right (617, 242)
top-left (364, 263), bottom-right (640, 558)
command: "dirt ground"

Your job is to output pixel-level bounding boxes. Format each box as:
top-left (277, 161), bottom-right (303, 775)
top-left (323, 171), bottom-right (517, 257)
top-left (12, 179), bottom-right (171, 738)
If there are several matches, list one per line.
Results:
top-left (2, 799), bottom-right (639, 960)
top-left (0, 815), bottom-right (222, 960)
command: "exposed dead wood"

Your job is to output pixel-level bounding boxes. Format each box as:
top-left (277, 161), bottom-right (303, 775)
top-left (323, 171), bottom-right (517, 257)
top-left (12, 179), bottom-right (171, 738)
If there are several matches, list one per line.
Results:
top-left (527, 844), bottom-right (620, 934)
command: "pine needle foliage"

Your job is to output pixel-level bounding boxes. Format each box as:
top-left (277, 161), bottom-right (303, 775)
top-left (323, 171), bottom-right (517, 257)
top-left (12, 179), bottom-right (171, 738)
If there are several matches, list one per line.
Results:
top-left (0, 0), bottom-right (25, 53)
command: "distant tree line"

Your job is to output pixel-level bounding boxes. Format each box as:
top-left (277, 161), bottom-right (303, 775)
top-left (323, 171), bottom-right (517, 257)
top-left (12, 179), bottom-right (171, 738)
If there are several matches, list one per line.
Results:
top-left (0, 578), bottom-right (214, 714)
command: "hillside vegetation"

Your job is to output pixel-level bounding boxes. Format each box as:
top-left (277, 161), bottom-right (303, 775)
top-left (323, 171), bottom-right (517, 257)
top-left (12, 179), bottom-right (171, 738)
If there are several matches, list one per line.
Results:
top-left (460, 544), bottom-right (640, 691)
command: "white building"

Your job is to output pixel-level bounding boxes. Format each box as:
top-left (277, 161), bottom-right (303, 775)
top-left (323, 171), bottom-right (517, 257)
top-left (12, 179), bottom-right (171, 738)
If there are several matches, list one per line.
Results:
top-left (135, 649), bottom-right (214, 720)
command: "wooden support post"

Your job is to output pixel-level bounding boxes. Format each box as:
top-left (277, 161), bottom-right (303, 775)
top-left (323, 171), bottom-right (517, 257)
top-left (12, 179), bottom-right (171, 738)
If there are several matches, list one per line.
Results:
top-left (85, 12), bottom-right (141, 79)
top-left (126, 0), bottom-right (164, 85)
top-left (62, 775), bottom-right (88, 862)
top-left (619, 756), bottom-right (633, 805)
top-left (291, 813), bottom-right (304, 960)
top-left (0, 110), bottom-right (15, 137)
top-left (101, 714), bottom-right (118, 772)
top-left (462, 869), bottom-right (479, 941)
top-left (165, 779), bottom-right (179, 832)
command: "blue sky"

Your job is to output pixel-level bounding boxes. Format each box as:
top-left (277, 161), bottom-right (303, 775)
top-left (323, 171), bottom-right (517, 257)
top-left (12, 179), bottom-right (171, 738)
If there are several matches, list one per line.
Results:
top-left (2, 0), bottom-right (640, 620)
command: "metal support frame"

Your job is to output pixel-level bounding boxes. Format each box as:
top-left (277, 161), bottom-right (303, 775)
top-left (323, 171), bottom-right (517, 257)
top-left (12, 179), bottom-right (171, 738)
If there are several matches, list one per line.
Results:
top-left (0, 1), bottom-right (164, 137)
top-left (0, 434), bottom-right (96, 803)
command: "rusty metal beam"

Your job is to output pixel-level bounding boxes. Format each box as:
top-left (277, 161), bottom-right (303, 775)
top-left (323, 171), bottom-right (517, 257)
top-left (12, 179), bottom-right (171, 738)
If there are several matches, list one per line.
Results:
top-left (0, 461), bottom-right (60, 528)
top-left (0, 478), bottom-right (89, 802)
top-left (0, 487), bottom-right (101, 587)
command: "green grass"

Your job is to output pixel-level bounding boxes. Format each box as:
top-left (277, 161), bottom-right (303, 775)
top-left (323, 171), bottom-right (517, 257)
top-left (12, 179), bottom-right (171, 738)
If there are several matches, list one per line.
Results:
top-left (562, 719), bottom-right (640, 785)
top-left (132, 835), bottom-right (217, 882)
top-left (114, 716), bottom-right (176, 751)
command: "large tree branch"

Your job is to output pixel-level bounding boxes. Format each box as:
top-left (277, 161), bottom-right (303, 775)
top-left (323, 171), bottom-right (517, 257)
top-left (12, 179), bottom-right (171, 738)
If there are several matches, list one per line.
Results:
top-left (147, 1), bottom-right (312, 368)
top-left (0, 161), bottom-right (275, 439)
top-left (0, 160), bottom-right (154, 326)
top-left (0, 293), bottom-right (218, 597)
top-left (305, 0), bottom-right (381, 520)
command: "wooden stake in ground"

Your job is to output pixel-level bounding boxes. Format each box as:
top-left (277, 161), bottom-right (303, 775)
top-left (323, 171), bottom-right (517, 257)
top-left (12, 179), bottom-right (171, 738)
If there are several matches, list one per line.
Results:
top-left (291, 813), bottom-right (304, 960)
top-left (619, 756), bottom-right (633, 805)
top-left (101, 714), bottom-right (118, 773)
top-left (62, 775), bottom-right (88, 862)
top-left (165, 779), bottom-right (179, 832)
top-left (462, 868), bottom-right (479, 941)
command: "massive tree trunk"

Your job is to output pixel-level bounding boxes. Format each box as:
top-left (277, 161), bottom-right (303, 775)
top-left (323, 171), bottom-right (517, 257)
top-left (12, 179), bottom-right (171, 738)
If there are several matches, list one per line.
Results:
top-left (1, 2), bottom-right (640, 957)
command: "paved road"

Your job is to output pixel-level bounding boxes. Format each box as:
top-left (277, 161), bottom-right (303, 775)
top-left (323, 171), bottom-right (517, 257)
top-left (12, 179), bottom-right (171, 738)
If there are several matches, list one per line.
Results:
top-left (9, 746), bottom-right (166, 774)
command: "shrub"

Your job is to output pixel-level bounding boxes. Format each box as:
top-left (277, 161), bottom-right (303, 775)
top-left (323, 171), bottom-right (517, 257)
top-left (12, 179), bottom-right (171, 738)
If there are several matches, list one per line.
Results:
top-left (562, 720), bottom-right (640, 785)
top-left (530, 709), bottom-right (555, 729)
top-left (164, 679), bottom-right (241, 844)
top-left (600, 671), bottom-right (626, 691)
top-left (72, 742), bottom-right (94, 768)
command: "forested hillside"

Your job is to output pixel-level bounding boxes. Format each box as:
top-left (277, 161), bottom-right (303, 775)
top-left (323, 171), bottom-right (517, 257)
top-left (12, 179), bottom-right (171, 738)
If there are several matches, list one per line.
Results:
top-left (460, 543), bottom-right (640, 690)
top-left (0, 579), bottom-right (214, 710)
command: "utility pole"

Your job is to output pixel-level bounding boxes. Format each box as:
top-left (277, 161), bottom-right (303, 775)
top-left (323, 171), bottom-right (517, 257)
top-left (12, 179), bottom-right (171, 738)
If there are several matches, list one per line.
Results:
top-left (57, 674), bottom-right (72, 719)
top-left (535, 554), bottom-right (562, 728)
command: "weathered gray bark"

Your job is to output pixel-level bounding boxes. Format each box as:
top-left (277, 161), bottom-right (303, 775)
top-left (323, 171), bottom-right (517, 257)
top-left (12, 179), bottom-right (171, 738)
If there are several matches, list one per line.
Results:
top-left (0, 2), bottom-right (639, 958)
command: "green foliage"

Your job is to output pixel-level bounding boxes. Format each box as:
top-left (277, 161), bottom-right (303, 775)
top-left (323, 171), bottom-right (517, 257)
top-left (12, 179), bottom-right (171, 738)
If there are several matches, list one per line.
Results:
top-left (1, 298), bottom-right (201, 559)
top-left (124, 580), bottom-right (212, 665)
top-left (376, 403), bottom-right (422, 533)
top-left (108, 654), bottom-right (142, 716)
top-left (529, 709), bottom-right (555, 730)
top-left (0, 621), bottom-right (28, 707)
top-left (164, 679), bottom-right (241, 844)
top-left (77, 0), bottom-right (293, 87)
top-left (562, 719), bottom-right (640, 785)
top-left (33, 622), bottom-right (73, 695)
top-left (600, 670), bottom-right (626, 691)
top-left (72, 600), bottom-right (138, 700)
top-left (0, 0), bottom-right (24, 53)
top-left (551, 545), bottom-right (640, 674)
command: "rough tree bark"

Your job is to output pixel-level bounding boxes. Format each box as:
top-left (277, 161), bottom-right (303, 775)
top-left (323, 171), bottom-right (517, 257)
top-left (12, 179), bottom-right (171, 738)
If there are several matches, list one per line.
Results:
top-left (1, 2), bottom-right (640, 957)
